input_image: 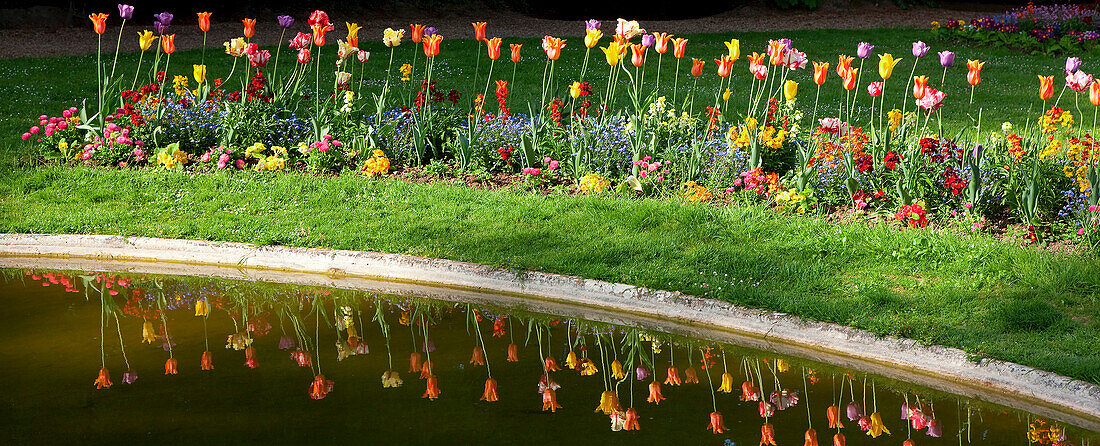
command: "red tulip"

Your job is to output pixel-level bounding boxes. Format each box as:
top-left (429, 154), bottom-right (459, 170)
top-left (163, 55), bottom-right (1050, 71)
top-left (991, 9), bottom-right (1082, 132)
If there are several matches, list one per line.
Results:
top-left (486, 37), bottom-right (502, 61)
top-left (309, 374), bottom-right (333, 399)
top-left (715, 55), bottom-right (734, 77)
top-left (89, 13), bottom-right (108, 35)
top-left (624, 408), bottom-right (640, 430)
top-left (419, 360), bottom-right (433, 379)
top-left (94, 367), bottom-right (112, 389)
top-left (165, 357), bottom-right (178, 375)
top-left (243, 18), bottom-right (256, 39)
top-left (691, 58), bottom-right (705, 77)
top-left (201, 351), bottom-right (214, 370)
top-left (423, 34), bottom-right (443, 57)
top-left (470, 346), bottom-right (486, 365)
top-left (913, 75), bottom-right (929, 99)
top-left (544, 356), bottom-right (561, 371)
top-left (1091, 81), bottom-right (1100, 106)
top-left (506, 344), bottom-right (519, 362)
top-left (197, 12), bottom-right (212, 33)
top-left (761, 422), bottom-right (777, 445)
top-left (671, 37), bottom-right (688, 59)
top-left (837, 54), bottom-right (854, 78)
top-left (827, 405), bottom-right (844, 428)
top-left (647, 381), bottom-right (666, 404)
top-left (541, 388), bottom-right (562, 412)
top-left (966, 59), bottom-right (984, 86)
top-left (422, 374), bottom-right (441, 400)
top-left (410, 24), bottom-right (425, 43)
top-left (510, 43), bottom-right (522, 63)
top-left (833, 433), bottom-right (846, 446)
top-left (805, 428), bottom-right (819, 446)
top-left (472, 21), bottom-right (487, 42)
top-left (707, 411), bottom-right (728, 434)
top-left (653, 32), bottom-right (673, 54)
top-left (664, 366), bottom-right (682, 385)
top-left (244, 345), bottom-right (258, 369)
top-left (161, 34), bottom-right (176, 54)
top-left (631, 44), bottom-right (646, 67)
top-left (813, 61), bottom-right (829, 86)
top-left (480, 378), bottom-right (498, 401)
top-left (1039, 75), bottom-right (1054, 101)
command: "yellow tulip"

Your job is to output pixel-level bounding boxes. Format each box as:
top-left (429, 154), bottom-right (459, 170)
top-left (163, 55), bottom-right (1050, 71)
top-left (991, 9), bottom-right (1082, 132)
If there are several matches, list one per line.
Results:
top-left (867, 412), bottom-right (892, 438)
top-left (783, 80), bottom-right (798, 101)
top-left (193, 64), bottom-right (207, 84)
top-left (718, 372), bottom-right (734, 393)
top-left (584, 29), bottom-right (602, 49)
top-left (722, 88), bottom-right (731, 101)
top-left (724, 39), bottom-right (740, 60)
top-left (194, 298), bottom-right (208, 316)
top-left (569, 81), bottom-right (583, 99)
top-left (600, 41), bottom-right (626, 66)
top-left (137, 30), bottom-right (157, 51)
top-left (878, 53), bottom-right (902, 80)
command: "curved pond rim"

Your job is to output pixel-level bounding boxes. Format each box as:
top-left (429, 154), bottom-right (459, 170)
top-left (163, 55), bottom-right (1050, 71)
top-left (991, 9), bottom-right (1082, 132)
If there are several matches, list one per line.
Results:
top-left (1, 233), bottom-right (1098, 432)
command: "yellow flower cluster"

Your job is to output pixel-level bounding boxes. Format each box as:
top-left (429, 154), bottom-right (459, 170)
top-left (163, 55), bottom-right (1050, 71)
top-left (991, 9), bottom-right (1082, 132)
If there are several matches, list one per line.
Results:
top-left (400, 63), bottom-right (413, 82)
top-left (1040, 107), bottom-right (1074, 134)
top-left (727, 126), bottom-right (751, 148)
top-left (1062, 136), bottom-right (1098, 194)
top-left (930, 21), bottom-right (941, 30)
top-left (245, 142), bottom-right (288, 172)
top-left (682, 181), bottom-right (712, 202)
top-left (888, 109), bottom-right (902, 133)
top-left (361, 149), bottom-right (390, 177)
top-left (172, 75), bottom-right (191, 97)
top-left (1040, 138), bottom-right (1063, 160)
top-left (774, 188), bottom-right (807, 213)
top-left (156, 147), bottom-right (189, 169)
top-left (579, 173), bottom-right (610, 194)
top-left (758, 126), bottom-right (787, 149)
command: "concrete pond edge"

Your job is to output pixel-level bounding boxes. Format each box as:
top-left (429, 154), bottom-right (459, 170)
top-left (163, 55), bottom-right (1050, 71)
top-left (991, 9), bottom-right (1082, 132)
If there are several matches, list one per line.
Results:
top-left (1, 233), bottom-right (1097, 431)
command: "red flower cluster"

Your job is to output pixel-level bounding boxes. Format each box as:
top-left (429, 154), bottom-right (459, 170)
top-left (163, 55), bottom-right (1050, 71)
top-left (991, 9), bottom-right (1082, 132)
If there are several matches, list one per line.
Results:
top-left (941, 165), bottom-right (966, 196)
top-left (894, 203), bottom-right (929, 228)
top-left (548, 98), bottom-right (564, 125)
top-left (883, 150), bottom-right (901, 169)
top-left (855, 151), bottom-right (874, 173)
top-left (498, 146), bottom-right (513, 165)
top-left (247, 70), bottom-right (271, 102)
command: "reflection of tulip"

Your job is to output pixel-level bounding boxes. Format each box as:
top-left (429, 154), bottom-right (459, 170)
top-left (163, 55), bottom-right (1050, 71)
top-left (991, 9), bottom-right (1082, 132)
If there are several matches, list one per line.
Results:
top-left (420, 360), bottom-right (433, 379)
top-left (194, 298), bottom-right (208, 316)
top-left (725, 39), bottom-right (741, 60)
top-left (472, 21), bottom-right (487, 42)
top-left (580, 358), bottom-right (598, 375)
top-left (761, 423), bottom-right (777, 445)
top-left (690, 58), bottom-right (704, 77)
top-left (902, 440), bottom-right (915, 446)
top-left (470, 346), bottom-right (486, 365)
top-left (665, 366), bottom-right (682, 386)
top-left (635, 366), bottom-right (650, 380)
top-left (624, 408), bottom-right (640, 430)
top-left (243, 18), bottom-right (256, 39)
top-left (837, 54), bottom-right (854, 78)
top-left (565, 351), bottom-right (580, 369)
top-left (422, 374), bottom-right (441, 400)
top-left (481, 378), bottom-right (499, 402)
top-left (715, 55), bottom-right (734, 77)
top-left (201, 350), bottom-right (214, 370)
top-left (684, 367), bottom-right (699, 383)
top-left (507, 343), bottom-right (519, 362)
top-left (966, 59), bottom-right (984, 85)
top-left (833, 433), bottom-right (846, 446)
top-left (707, 412), bottom-right (728, 434)
top-left (510, 43), bottom-right (522, 63)
top-left (142, 321), bottom-right (156, 343)
top-left (165, 358), bottom-right (178, 375)
top-left (382, 370), bottom-right (404, 388)
top-left (647, 381), bottom-right (666, 403)
top-left (138, 30), bottom-right (157, 51)
top-left (784, 80), bottom-right (798, 101)
top-left (310, 374), bottom-right (334, 399)
top-left (740, 381), bottom-right (760, 401)
top-left (631, 44), bottom-right (646, 67)
top-left (94, 367), bottom-right (112, 389)
top-left (122, 370), bottom-right (137, 384)
top-left (926, 419), bottom-right (943, 437)
top-left (197, 12), bottom-right (212, 33)
top-left (805, 428), bottom-right (819, 446)
top-left (408, 352), bottom-right (423, 372)
top-left (847, 402), bottom-right (863, 421)
top-left (162, 34), bottom-right (175, 54)
top-left (595, 390), bottom-right (622, 414)
top-left (611, 360), bottom-right (626, 379)
top-left (878, 53), bottom-right (901, 80)
top-left (717, 372), bottom-right (734, 393)
top-left (913, 75), bottom-right (929, 99)
top-left (759, 401), bottom-right (776, 417)
top-left (245, 346), bottom-right (258, 368)
top-left (672, 38), bottom-right (688, 59)
top-left (827, 405), bottom-right (844, 428)
top-left (90, 13), bottom-right (109, 35)
top-left (542, 388), bottom-right (562, 412)
top-left (867, 412), bottom-right (891, 438)
top-left (584, 29), bottom-right (602, 49)
top-left (653, 32), bottom-right (673, 54)
top-left (544, 356), bottom-right (561, 371)
top-left (813, 61), bottom-right (829, 85)
top-left (1039, 75), bottom-right (1054, 101)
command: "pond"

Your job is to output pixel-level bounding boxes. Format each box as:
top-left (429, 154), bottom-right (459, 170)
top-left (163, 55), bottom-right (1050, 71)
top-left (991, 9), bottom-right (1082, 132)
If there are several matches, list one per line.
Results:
top-left (1, 266), bottom-right (1097, 445)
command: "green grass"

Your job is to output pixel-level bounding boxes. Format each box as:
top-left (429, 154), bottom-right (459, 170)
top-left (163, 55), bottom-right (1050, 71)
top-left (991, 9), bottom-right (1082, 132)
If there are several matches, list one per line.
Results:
top-left (1, 165), bottom-right (1098, 384)
top-left (0, 27), bottom-right (1087, 162)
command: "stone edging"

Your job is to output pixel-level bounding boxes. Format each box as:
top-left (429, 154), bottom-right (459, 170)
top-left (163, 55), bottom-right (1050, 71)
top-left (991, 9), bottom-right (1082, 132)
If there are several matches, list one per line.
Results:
top-left (1, 233), bottom-right (1097, 431)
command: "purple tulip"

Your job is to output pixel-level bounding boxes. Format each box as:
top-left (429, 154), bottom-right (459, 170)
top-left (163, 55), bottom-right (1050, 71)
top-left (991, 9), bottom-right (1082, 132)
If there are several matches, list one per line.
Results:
top-left (277, 15), bottom-right (294, 29)
top-left (424, 26), bottom-right (437, 37)
top-left (641, 34), bottom-right (655, 48)
top-left (153, 21), bottom-right (166, 35)
top-left (117, 4), bottom-right (133, 20)
top-left (846, 401), bottom-right (863, 421)
top-left (121, 371), bottom-right (138, 384)
top-left (278, 335), bottom-right (296, 350)
top-left (1067, 56), bottom-right (1082, 74)
top-left (585, 19), bottom-right (600, 31)
top-left (938, 50), bottom-right (955, 68)
top-left (912, 40), bottom-right (930, 58)
top-left (778, 38), bottom-right (793, 51)
top-left (635, 366), bottom-right (649, 380)
top-left (900, 403), bottom-right (909, 419)
top-left (153, 12), bottom-right (173, 27)
top-left (857, 42), bottom-right (874, 59)
top-left (422, 338), bottom-right (435, 353)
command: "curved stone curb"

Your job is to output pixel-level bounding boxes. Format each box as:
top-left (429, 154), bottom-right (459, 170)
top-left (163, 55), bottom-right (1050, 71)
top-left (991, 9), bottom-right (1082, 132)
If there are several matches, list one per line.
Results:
top-left (1, 233), bottom-right (1098, 431)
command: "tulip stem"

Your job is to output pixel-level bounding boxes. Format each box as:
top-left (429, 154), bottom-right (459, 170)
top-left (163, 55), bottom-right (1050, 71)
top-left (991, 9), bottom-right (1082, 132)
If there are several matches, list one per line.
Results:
top-left (271, 29), bottom-right (284, 99)
top-left (811, 84), bottom-right (821, 127)
top-left (113, 313), bottom-right (130, 370)
top-left (655, 52), bottom-right (663, 94)
top-left (130, 50), bottom-right (145, 93)
top-left (110, 20), bottom-right (126, 83)
top-left (901, 58), bottom-right (918, 118)
top-left (472, 308), bottom-right (492, 379)
top-left (478, 59), bottom-right (496, 121)
top-left (701, 347), bottom-right (717, 412)
top-left (672, 58), bottom-right (681, 107)
top-left (580, 47), bottom-right (591, 83)
top-left (96, 34), bottom-right (104, 135)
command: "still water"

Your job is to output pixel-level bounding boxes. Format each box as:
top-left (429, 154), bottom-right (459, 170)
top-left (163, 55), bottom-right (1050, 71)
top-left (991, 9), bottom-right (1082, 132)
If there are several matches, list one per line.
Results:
top-left (1, 268), bottom-right (1097, 445)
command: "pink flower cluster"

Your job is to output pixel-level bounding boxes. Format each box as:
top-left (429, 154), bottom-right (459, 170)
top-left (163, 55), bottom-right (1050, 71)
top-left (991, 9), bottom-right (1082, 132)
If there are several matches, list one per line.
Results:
top-left (303, 134), bottom-right (342, 154)
top-left (201, 147), bottom-right (240, 169)
top-left (735, 169), bottom-right (771, 195)
top-left (22, 107), bottom-right (77, 140)
top-left (632, 156), bottom-right (667, 181)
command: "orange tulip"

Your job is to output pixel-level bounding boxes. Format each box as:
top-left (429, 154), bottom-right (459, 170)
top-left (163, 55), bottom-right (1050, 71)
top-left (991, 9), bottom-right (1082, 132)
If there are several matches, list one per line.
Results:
top-left (94, 367), bottom-right (112, 389)
top-left (814, 61), bottom-right (829, 86)
top-left (761, 423), bottom-right (777, 445)
top-left (161, 34), bottom-right (176, 54)
top-left (664, 366), bottom-right (682, 386)
top-left (542, 388), bottom-right (562, 412)
top-left (313, 25), bottom-right (328, 47)
top-left (472, 21), bottom-right (487, 42)
top-left (1091, 81), bottom-right (1100, 106)
top-left (671, 37), bottom-right (688, 59)
top-left (197, 12), bottom-right (212, 33)
top-left (748, 52), bottom-right (766, 69)
top-left (409, 352), bottom-right (423, 372)
top-left (486, 37), bottom-right (502, 60)
top-left (833, 433), bottom-right (846, 446)
top-left (624, 408), bottom-right (640, 430)
top-left (422, 374), bottom-right (441, 400)
top-left (243, 18), bottom-right (256, 39)
top-left (842, 68), bottom-right (857, 91)
top-left (631, 44), bottom-right (646, 67)
top-left (967, 59), bottom-right (985, 86)
top-left (164, 357), bottom-right (178, 375)
top-left (913, 75), bottom-right (930, 99)
top-left (309, 374), bottom-right (333, 399)
top-left (506, 343), bottom-right (519, 362)
top-left (201, 350), bottom-right (214, 370)
top-left (543, 36), bottom-right (565, 60)
top-left (410, 24), bottom-right (425, 43)
top-left (715, 55), bottom-right (734, 77)
top-left (1039, 75), bottom-right (1054, 101)
top-left (827, 405), bottom-right (844, 428)
top-left (902, 440), bottom-right (916, 446)
top-left (89, 13), bottom-right (108, 35)
top-left (707, 411), bottom-right (728, 434)
top-left (691, 58), bottom-right (705, 77)
top-left (653, 32), bottom-right (673, 54)
top-left (805, 428), bottom-right (819, 446)
top-left (544, 356), bottom-right (561, 371)
top-left (480, 378), bottom-right (499, 401)
top-left (837, 54), bottom-right (854, 78)
top-left (510, 43), bottom-right (522, 63)
top-left (684, 366), bottom-right (700, 383)
top-left (647, 381), bottom-right (666, 404)
top-left (423, 34), bottom-right (443, 57)
top-left (419, 360), bottom-right (433, 379)
top-left (768, 40), bottom-right (786, 65)
top-left (470, 346), bottom-right (485, 365)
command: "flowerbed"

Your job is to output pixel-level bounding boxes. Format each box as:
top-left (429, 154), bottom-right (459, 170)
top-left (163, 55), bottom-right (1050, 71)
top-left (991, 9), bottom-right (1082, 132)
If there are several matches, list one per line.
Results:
top-left (933, 2), bottom-right (1100, 54)
top-left (17, 6), bottom-right (1100, 250)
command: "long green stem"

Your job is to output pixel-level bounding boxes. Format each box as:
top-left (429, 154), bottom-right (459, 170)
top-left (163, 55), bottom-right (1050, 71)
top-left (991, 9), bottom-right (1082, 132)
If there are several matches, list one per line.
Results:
top-left (109, 20), bottom-right (126, 82)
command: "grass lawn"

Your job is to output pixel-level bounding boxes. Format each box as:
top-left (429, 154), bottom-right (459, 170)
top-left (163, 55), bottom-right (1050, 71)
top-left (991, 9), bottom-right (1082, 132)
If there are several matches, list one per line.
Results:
top-left (1, 165), bottom-right (1098, 385)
